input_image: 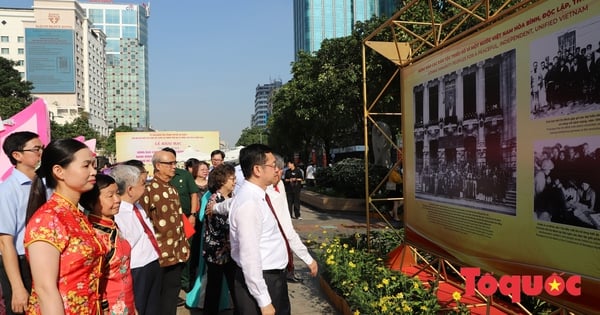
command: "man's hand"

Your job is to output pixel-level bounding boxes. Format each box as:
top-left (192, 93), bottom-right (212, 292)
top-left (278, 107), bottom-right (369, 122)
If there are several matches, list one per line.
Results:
top-left (260, 304), bottom-right (276, 315)
top-left (206, 200), bottom-right (216, 216)
top-left (11, 286), bottom-right (29, 313)
top-left (308, 260), bottom-right (318, 277)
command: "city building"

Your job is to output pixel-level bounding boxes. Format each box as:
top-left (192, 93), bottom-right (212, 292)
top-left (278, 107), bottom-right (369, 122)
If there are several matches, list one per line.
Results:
top-left (80, 1), bottom-right (150, 131)
top-left (293, 0), bottom-right (398, 57)
top-left (0, 0), bottom-right (150, 136)
top-left (252, 79), bottom-right (282, 128)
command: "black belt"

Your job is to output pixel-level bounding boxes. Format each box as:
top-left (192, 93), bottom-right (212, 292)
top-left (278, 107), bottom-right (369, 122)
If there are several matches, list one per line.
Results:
top-left (263, 269), bottom-right (285, 274)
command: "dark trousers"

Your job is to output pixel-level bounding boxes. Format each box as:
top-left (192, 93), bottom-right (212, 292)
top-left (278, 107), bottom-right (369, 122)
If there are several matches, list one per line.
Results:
top-left (182, 220), bottom-right (202, 292)
top-left (131, 260), bottom-right (162, 315)
top-left (160, 262), bottom-right (184, 315)
top-left (0, 255), bottom-right (31, 315)
top-left (232, 265), bottom-right (290, 315)
top-left (286, 189), bottom-right (301, 218)
top-left (203, 260), bottom-right (237, 315)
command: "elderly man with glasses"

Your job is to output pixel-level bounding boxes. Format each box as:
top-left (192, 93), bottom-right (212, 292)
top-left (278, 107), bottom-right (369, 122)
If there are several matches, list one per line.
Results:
top-left (138, 149), bottom-right (190, 315)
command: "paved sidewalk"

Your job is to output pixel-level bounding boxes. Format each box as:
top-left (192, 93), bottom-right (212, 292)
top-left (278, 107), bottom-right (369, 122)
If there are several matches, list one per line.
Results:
top-left (177, 203), bottom-right (399, 315)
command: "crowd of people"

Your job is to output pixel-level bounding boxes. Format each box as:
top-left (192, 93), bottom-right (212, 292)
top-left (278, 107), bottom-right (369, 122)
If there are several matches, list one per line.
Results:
top-left (418, 161), bottom-right (513, 205)
top-left (530, 41), bottom-right (600, 115)
top-left (0, 132), bottom-right (317, 315)
top-left (534, 141), bottom-right (599, 229)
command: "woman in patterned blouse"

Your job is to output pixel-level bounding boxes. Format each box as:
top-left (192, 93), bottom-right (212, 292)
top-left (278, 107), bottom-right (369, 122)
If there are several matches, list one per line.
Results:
top-left (81, 174), bottom-right (136, 315)
top-left (24, 139), bottom-right (106, 315)
top-left (202, 164), bottom-right (237, 315)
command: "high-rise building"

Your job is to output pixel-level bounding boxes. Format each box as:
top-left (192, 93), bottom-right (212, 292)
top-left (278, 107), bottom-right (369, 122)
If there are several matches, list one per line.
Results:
top-left (80, 1), bottom-right (150, 131)
top-left (0, 0), bottom-right (111, 136)
top-left (0, 0), bottom-right (150, 136)
top-left (293, 0), bottom-right (397, 57)
top-left (252, 80), bottom-right (282, 127)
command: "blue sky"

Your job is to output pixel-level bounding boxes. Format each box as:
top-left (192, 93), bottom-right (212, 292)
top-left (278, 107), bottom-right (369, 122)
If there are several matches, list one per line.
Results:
top-left (5, 0), bottom-right (294, 147)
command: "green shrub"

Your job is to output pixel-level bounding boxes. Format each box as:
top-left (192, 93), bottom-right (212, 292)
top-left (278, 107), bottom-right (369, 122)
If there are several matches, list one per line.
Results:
top-left (315, 158), bottom-right (389, 198)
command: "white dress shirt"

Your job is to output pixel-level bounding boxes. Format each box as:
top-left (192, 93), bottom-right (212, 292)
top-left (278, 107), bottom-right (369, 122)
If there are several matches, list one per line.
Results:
top-left (266, 181), bottom-right (314, 266)
top-left (229, 180), bottom-right (288, 308)
top-left (114, 201), bottom-right (159, 269)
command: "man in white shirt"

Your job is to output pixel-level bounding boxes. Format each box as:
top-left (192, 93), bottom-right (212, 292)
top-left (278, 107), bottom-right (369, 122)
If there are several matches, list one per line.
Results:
top-left (267, 154), bottom-right (318, 283)
top-left (229, 144), bottom-right (290, 315)
top-left (111, 163), bottom-right (162, 315)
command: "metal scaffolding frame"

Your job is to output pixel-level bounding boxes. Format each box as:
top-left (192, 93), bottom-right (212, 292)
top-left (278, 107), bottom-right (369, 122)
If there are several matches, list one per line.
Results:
top-left (359, 1), bottom-right (579, 313)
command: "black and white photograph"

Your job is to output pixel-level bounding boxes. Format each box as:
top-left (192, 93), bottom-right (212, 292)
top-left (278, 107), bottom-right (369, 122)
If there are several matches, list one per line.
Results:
top-left (530, 16), bottom-right (600, 119)
top-left (534, 136), bottom-right (600, 230)
top-left (413, 49), bottom-right (517, 215)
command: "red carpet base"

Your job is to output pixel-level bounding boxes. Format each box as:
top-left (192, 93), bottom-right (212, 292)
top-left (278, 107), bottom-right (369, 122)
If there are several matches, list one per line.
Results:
top-left (388, 246), bottom-right (526, 314)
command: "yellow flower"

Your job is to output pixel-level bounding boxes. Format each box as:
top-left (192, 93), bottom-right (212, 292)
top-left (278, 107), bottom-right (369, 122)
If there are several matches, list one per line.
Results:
top-left (391, 276), bottom-right (397, 281)
top-left (382, 278), bottom-right (389, 285)
top-left (353, 310), bottom-right (360, 315)
top-left (348, 261), bottom-right (356, 268)
top-left (413, 281), bottom-right (420, 289)
top-left (322, 230), bottom-right (327, 234)
top-left (349, 249), bottom-right (355, 254)
top-left (363, 285), bottom-right (369, 291)
top-left (396, 292), bottom-right (404, 299)
top-left (381, 305), bottom-right (388, 312)
top-left (343, 243), bottom-right (348, 248)
top-left (376, 284), bottom-right (383, 288)
top-left (420, 305), bottom-right (428, 311)
top-left (452, 291), bottom-right (462, 301)
top-left (402, 301), bottom-right (411, 312)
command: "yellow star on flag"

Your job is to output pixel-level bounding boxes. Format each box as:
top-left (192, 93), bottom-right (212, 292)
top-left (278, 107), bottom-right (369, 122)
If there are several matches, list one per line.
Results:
top-left (548, 279), bottom-right (561, 291)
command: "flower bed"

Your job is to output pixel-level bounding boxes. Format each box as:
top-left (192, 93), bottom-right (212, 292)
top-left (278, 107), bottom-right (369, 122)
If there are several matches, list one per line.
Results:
top-left (314, 230), bottom-right (443, 314)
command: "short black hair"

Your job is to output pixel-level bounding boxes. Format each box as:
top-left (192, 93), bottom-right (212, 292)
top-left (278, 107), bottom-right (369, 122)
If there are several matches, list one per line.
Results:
top-left (239, 143), bottom-right (271, 179)
top-left (80, 174), bottom-right (116, 213)
top-left (211, 149), bottom-right (225, 159)
top-left (2, 131), bottom-right (39, 165)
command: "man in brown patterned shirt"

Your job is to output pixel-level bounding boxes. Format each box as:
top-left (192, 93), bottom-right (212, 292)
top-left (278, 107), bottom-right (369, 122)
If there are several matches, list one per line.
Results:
top-left (139, 149), bottom-right (190, 315)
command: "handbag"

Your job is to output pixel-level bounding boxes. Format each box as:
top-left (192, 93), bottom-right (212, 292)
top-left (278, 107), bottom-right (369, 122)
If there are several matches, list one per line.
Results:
top-left (182, 214), bottom-right (195, 238)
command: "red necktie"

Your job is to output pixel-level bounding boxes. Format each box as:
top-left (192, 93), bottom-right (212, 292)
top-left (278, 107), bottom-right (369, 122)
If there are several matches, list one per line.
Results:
top-left (133, 205), bottom-right (161, 256)
top-left (265, 193), bottom-right (293, 272)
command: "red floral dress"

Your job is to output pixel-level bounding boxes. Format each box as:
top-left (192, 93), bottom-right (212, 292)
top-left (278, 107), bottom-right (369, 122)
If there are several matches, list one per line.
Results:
top-left (24, 193), bottom-right (106, 315)
top-left (88, 215), bottom-right (136, 315)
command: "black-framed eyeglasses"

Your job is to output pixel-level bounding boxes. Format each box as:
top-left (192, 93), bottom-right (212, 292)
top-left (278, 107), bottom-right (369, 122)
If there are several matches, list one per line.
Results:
top-left (158, 161), bottom-right (177, 166)
top-left (262, 162), bottom-right (280, 170)
top-left (19, 146), bottom-right (44, 153)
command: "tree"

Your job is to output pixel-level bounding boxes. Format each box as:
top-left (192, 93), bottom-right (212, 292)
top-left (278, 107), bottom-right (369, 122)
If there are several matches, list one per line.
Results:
top-left (101, 125), bottom-right (134, 157)
top-left (268, 16), bottom-right (396, 162)
top-left (236, 126), bottom-right (268, 146)
top-left (50, 113), bottom-right (100, 145)
top-left (0, 57), bottom-right (34, 119)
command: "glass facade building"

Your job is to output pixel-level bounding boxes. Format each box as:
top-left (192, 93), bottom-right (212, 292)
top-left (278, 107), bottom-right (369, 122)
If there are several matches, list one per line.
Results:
top-left (81, 3), bottom-right (150, 130)
top-left (293, 0), bottom-right (397, 56)
top-left (252, 80), bottom-right (282, 127)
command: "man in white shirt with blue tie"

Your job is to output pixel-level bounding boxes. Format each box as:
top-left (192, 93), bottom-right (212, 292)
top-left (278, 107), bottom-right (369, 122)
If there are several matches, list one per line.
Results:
top-left (229, 144), bottom-right (290, 315)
